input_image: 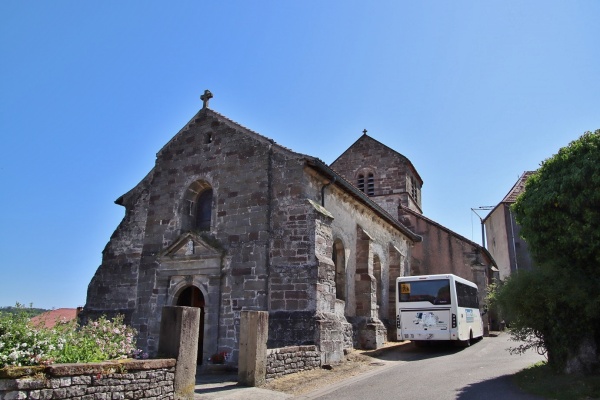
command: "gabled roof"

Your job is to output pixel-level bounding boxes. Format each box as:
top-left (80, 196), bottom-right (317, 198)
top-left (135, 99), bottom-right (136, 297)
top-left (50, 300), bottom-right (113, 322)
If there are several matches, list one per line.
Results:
top-left (502, 171), bottom-right (535, 203)
top-left (156, 108), bottom-right (300, 159)
top-left (330, 133), bottom-right (423, 184)
top-left (30, 308), bottom-right (79, 329)
top-left (306, 158), bottom-right (422, 243)
top-left (482, 171), bottom-right (535, 224)
top-left (115, 103), bottom-right (422, 243)
top-left (116, 107), bottom-right (307, 207)
top-left (399, 205), bottom-right (496, 267)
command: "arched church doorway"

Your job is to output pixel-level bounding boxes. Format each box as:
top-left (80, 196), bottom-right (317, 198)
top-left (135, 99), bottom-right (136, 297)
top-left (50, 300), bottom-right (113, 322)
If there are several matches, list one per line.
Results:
top-left (176, 286), bottom-right (205, 364)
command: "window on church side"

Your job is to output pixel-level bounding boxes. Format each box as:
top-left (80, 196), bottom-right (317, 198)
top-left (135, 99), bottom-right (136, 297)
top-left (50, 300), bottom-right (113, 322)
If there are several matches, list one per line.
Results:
top-left (374, 255), bottom-right (382, 310)
top-left (410, 177), bottom-right (418, 200)
top-left (333, 240), bottom-right (346, 301)
top-left (358, 174), bottom-right (365, 192)
top-left (195, 189), bottom-right (213, 231)
top-left (367, 173), bottom-right (374, 196)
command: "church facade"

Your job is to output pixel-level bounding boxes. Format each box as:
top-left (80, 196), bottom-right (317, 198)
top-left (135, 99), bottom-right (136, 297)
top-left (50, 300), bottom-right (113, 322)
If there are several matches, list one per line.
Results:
top-left (82, 93), bottom-right (495, 365)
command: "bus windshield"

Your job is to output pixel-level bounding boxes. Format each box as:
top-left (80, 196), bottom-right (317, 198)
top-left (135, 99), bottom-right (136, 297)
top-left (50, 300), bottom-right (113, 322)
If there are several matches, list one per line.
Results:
top-left (399, 279), bottom-right (451, 305)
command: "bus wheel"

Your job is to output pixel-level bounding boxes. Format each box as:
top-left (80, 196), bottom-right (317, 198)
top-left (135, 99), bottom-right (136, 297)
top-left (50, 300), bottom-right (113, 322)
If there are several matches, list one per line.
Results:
top-left (459, 332), bottom-right (473, 347)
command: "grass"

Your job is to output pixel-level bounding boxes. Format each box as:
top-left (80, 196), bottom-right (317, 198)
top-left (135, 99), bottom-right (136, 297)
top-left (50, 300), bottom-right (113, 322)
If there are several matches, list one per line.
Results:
top-left (514, 361), bottom-right (600, 400)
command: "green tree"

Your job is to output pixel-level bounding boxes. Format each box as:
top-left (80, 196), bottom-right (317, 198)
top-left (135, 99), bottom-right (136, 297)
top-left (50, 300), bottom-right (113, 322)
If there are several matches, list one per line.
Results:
top-left (495, 129), bottom-right (600, 374)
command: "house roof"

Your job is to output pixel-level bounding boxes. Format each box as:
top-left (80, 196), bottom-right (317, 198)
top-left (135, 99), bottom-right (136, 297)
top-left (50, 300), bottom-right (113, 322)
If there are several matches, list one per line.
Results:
top-left (502, 171), bottom-right (535, 203)
top-left (398, 205), bottom-right (497, 268)
top-left (482, 171), bottom-right (536, 224)
top-left (30, 308), bottom-right (79, 329)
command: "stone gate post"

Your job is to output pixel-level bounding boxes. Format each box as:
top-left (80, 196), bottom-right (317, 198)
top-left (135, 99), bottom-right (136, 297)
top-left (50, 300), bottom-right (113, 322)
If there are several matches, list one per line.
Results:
top-left (238, 310), bottom-right (268, 386)
top-left (158, 306), bottom-right (200, 400)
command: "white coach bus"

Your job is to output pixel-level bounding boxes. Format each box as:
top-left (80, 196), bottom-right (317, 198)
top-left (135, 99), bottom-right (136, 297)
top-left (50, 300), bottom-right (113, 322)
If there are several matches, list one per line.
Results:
top-left (396, 274), bottom-right (484, 347)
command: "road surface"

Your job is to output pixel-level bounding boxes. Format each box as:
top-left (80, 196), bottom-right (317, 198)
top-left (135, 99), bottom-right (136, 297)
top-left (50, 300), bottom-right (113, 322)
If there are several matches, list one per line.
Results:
top-left (301, 332), bottom-right (544, 400)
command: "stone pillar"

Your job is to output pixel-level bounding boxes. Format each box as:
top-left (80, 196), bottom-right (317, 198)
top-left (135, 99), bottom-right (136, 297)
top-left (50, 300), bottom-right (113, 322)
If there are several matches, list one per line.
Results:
top-left (238, 311), bottom-right (268, 387)
top-left (354, 227), bottom-right (374, 319)
top-left (158, 306), bottom-right (200, 400)
top-left (354, 227), bottom-right (386, 349)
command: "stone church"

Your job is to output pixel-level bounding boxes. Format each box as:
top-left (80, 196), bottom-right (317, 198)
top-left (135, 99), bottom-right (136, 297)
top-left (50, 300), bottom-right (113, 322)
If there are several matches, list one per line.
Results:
top-left (82, 91), bottom-right (495, 365)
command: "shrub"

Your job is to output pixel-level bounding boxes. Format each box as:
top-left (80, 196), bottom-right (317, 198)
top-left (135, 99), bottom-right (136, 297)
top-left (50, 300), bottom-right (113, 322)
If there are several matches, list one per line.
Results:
top-left (0, 305), bottom-right (145, 368)
top-left (0, 304), bottom-right (53, 367)
top-left (508, 130), bottom-right (600, 374)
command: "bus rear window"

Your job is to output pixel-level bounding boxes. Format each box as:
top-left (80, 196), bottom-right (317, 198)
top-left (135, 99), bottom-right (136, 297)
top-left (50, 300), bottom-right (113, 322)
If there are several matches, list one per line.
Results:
top-left (399, 279), bottom-right (451, 305)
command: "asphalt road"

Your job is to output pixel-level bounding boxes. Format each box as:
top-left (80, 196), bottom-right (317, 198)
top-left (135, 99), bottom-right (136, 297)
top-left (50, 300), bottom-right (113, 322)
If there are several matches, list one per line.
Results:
top-left (301, 332), bottom-right (545, 400)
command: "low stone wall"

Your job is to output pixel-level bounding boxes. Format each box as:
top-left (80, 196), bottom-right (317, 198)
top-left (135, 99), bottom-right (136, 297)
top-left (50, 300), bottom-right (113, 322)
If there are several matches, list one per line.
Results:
top-left (0, 359), bottom-right (176, 400)
top-left (265, 345), bottom-right (320, 381)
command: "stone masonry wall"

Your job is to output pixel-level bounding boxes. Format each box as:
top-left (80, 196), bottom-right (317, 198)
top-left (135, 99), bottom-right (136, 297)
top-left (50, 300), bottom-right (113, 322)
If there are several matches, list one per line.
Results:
top-left (267, 156), bottom-right (321, 349)
top-left (265, 346), bottom-right (321, 381)
top-left (330, 134), bottom-right (422, 213)
top-left (81, 177), bottom-right (151, 321)
top-left (84, 108), bottom-right (279, 359)
top-left (136, 111), bottom-right (273, 357)
top-left (0, 359), bottom-right (175, 400)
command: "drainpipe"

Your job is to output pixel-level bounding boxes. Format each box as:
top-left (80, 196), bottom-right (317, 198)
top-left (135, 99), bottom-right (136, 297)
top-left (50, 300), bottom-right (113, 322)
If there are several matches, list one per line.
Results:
top-left (321, 177), bottom-right (337, 207)
top-left (508, 208), bottom-right (519, 272)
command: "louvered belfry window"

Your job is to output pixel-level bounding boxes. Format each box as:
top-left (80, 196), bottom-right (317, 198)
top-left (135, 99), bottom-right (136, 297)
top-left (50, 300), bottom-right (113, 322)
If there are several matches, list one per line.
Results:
top-left (358, 174), bottom-right (365, 192)
top-left (367, 173), bottom-right (375, 196)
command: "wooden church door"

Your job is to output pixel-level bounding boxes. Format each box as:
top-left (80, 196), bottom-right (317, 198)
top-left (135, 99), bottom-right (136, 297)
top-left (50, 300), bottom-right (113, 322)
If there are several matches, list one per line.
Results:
top-left (176, 286), bottom-right (205, 364)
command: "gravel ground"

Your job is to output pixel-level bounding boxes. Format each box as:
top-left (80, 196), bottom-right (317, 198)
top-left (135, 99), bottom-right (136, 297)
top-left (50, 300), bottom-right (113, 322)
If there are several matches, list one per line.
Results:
top-left (261, 342), bottom-right (409, 396)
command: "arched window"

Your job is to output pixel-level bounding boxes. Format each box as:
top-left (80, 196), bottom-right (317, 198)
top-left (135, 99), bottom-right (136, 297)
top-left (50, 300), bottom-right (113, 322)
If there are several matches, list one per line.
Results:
top-left (333, 240), bottom-right (346, 301)
top-left (374, 255), bottom-right (382, 309)
top-left (357, 174), bottom-right (365, 192)
top-left (358, 172), bottom-right (375, 196)
top-left (195, 189), bottom-right (213, 231)
top-left (181, 180), bottom-right (213, 233)
top-left (367, 173), bottom-right (375, 196)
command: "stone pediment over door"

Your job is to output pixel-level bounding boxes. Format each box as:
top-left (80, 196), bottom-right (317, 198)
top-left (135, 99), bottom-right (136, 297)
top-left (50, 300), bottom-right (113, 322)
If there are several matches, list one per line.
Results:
top-left (157, 232), bottom-right (222, 277)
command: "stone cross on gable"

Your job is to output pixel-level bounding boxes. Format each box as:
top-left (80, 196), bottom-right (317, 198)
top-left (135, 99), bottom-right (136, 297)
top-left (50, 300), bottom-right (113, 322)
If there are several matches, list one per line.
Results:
top-left (363, 129), bottom-right (367, 135)
top-left (201, 90), bottom-right (213, 109)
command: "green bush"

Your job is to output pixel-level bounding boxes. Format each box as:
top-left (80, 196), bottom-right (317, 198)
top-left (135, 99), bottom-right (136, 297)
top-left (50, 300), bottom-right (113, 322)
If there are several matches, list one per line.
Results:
top-left (0, 305), bottom-right (53, 367)
top-left (0, 305), bottom-right (144, 368)
top-left (501, 130), bottom-right (600, 374)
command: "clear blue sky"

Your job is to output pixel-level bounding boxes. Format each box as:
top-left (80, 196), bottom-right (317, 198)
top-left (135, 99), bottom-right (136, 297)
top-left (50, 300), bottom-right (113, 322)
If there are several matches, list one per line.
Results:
top-left (1, 1), bottom-right (599, 309)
